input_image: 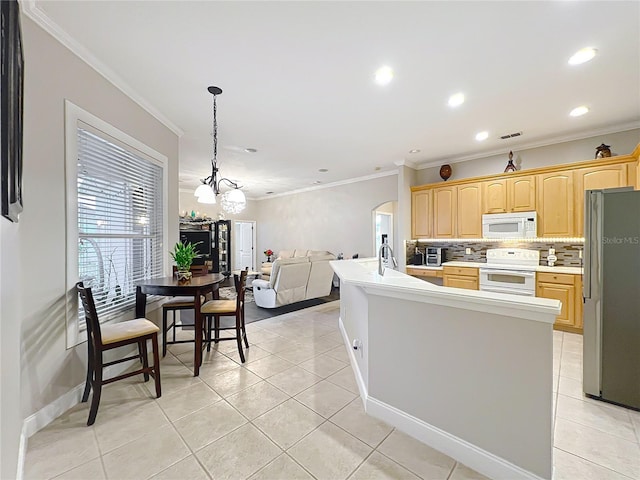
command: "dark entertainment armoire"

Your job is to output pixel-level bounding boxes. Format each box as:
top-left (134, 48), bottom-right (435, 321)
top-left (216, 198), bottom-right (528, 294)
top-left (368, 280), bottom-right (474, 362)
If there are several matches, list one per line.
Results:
top-left (213, 220), bottom-right (232, 276)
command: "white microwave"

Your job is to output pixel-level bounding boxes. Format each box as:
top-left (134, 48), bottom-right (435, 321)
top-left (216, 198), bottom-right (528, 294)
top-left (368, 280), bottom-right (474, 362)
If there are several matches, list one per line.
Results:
top-left (482, 212), bottom-right (537, 239)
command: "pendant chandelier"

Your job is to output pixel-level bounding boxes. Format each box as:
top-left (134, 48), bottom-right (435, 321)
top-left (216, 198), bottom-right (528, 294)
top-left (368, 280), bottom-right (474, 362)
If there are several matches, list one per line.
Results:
top-left (194, 86), bottom-right (246, 214)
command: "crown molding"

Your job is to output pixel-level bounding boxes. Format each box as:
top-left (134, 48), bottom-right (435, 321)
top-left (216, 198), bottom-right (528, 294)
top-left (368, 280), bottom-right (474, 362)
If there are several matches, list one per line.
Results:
top-left (414, 121), bottom-right (640, 170)
top-left (394, 159), bottom-right (418, 168)
top-left (254, 169), bottom-right (399, 201)
top-left (22, 1), bottom-right (184, 137)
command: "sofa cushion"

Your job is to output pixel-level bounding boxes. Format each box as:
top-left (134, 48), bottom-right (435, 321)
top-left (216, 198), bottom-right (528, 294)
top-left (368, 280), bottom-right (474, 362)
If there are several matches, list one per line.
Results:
top-left (307, 253), bottom-right (335, 262)
top-left (269, 256), bottom-right (310, 288)
top-left (277, 250), bottom-right (296, 259)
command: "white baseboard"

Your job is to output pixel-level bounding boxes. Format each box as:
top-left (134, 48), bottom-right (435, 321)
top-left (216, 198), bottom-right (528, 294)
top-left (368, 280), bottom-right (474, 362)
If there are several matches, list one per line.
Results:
top-left (337, 315), bottom-right (547, 480)
top-left (366, 396), bottom-right (547, 480)
top-left (337, 315), bottom-right (368, 403)
top-left (18, 358), bottom-right (138, 480)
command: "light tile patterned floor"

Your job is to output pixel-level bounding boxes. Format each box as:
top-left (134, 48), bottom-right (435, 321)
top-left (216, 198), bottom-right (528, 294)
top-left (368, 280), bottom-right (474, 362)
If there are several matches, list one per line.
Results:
top-left (24, 303), bottom-right (640, 479)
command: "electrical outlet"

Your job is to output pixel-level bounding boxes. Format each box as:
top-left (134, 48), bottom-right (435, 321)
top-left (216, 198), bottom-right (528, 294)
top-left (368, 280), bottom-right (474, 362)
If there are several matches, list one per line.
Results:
top-left (549, 248), bottom-right (555, 255)
top-left (465, 247), bottom-right (472, 255)
top-left (579, 249), bottom-right (583, 259)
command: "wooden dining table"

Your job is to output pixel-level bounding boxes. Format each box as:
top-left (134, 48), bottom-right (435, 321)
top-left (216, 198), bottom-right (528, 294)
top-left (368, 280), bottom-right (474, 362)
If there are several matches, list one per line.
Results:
top-left (135, 273), bottom-right (226, 376)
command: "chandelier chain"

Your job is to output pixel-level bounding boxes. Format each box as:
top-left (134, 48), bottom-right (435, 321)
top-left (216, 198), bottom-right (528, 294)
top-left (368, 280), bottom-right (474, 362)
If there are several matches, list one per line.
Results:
top-left (212, 93), bottom-right (218, 167)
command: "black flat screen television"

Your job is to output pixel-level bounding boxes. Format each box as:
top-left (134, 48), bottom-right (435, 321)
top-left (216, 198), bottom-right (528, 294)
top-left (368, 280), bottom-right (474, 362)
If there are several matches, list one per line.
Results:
top-left (179, 230), bottom-right (212, 265)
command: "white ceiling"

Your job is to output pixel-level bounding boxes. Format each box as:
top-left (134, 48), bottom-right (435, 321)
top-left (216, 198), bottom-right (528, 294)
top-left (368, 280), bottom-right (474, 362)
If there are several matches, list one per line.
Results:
top-left (27, 1), bottom-right (640, 198)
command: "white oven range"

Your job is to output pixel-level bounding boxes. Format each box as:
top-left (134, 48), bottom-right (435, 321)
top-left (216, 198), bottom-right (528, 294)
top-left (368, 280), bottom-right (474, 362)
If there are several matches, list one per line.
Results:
top-left (479, 248), bottom-right (540, 297)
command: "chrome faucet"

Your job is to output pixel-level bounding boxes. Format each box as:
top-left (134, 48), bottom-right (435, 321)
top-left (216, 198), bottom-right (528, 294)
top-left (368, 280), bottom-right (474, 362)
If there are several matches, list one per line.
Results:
top-left (378, 244), bottom-right (398, 276)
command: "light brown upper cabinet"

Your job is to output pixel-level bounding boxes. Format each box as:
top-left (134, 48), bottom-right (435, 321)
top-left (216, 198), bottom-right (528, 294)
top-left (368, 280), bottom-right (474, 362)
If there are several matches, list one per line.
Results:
top-left (508, 175), bottom-right (536, 212)
top-left (483, 179), bottom-right (508, 213)
top-left (574, 164), bottom-right (631, 236)
top-left (411, 189), bottom-right (432, 239)
top-left (433, 185), bottom-right (457, 238)
top-left (537, 171), bottom-right (575, 237)
top-left (483, 176), bottom-right (536, 214)
top-left (457, 183), bottom-right (482, 237)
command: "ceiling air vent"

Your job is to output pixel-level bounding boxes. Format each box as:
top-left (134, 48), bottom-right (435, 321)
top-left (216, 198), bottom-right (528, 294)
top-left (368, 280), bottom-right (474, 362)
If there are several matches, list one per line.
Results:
top-left (499, 131), bottom-right (523, 140)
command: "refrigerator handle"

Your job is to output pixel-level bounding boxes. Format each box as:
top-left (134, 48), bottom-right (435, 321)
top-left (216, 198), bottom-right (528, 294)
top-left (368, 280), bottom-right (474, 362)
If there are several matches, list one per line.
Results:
top-left (583, 191), bottom-right (591, 299)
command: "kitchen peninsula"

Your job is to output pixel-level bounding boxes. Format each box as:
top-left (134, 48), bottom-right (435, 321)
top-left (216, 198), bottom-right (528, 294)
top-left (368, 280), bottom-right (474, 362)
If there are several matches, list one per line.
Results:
top-left (331, 258), bottom-right (561, 480)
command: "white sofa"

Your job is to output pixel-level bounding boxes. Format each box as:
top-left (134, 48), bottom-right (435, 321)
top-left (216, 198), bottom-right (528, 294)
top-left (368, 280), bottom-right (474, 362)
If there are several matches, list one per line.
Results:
top-left (252, 250), bottom-right (336, 308)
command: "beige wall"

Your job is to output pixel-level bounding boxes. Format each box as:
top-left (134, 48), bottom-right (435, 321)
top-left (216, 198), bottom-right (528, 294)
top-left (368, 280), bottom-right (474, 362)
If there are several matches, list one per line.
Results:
top-left (0, 217), bottom-right (22, 478)
top-left (254, 174), bottom-right (398, 262)
top-left (6, 15), bottom-right (180, 471)
top-left (416, 129), bottom-right (640, 185)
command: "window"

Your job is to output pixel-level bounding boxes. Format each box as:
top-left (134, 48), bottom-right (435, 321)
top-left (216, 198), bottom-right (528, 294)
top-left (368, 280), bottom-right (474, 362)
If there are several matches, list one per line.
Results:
top-left (66, 101), bottom-right (168, 347)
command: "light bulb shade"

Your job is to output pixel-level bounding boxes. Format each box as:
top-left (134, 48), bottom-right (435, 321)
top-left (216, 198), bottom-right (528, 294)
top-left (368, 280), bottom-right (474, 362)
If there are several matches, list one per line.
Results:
top-left (197, 187), bottom-right (217, 204)
top-left (221, 188), bottom-right (246, 214)
top-left (194, 183), bottom-right (212, 198)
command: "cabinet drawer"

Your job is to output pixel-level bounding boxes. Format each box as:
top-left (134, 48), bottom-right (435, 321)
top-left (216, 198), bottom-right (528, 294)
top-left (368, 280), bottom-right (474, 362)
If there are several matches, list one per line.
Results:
top-left (406, 268), bottom-right (443, 278)
top-left (443, 266), bottom-right (478, 277)
top-left (537, 272), bottom-right (575, 285)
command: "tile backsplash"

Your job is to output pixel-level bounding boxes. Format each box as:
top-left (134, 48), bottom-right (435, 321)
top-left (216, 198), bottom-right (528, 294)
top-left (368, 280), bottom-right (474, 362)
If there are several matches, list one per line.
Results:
top-left (406, 241), bottom-right (584, 267)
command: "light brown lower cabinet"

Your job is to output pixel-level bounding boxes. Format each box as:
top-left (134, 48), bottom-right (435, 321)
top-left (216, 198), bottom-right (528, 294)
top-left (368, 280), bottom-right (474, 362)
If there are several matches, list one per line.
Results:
top-left (406, 267), bottom-right (443, 279)
top-left (443, 266), bottom-right (479, 290)
top-left (536, 272), bottom-right (583, 333)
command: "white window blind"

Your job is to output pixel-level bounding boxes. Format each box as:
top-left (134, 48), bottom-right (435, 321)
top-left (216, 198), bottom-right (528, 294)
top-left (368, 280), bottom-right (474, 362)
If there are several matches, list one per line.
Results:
top-left (77, 126), bottom-right (164, 323)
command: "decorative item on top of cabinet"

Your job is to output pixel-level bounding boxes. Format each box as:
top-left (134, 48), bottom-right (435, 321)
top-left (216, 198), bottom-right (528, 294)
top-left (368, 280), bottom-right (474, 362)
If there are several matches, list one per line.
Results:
top-left (504, 151), bottom-right (517, 173)
top-left (439, 164), bottom-right (452, 181)
top-left (595, 143), bottom-right (612, 158)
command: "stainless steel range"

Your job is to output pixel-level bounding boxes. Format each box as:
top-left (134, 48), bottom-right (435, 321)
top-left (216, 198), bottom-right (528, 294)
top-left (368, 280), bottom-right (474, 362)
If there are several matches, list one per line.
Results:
top-left (479, 248), bottom-right (540, 296)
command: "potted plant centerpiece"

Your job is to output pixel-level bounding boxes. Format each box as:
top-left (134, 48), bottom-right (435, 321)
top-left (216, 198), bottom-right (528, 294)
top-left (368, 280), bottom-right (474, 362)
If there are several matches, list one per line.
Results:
top-left (170, 241), bottom-right (201, 281)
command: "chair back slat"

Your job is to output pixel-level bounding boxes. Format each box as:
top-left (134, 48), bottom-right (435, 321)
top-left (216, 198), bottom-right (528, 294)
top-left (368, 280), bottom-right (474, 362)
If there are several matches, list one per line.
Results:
top-left (172, 264), bottom-right (209, 277)
top-left (234, 268), bottom-right (249, 310)
top-left (76, 282), bottom-right (103, 347)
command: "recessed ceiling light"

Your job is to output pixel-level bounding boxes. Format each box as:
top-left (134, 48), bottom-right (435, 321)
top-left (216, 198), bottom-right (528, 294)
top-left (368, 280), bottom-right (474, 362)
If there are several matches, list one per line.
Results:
top-left (448, 92), bottom-right (465, 108)
top-left (313, 180), bottom-right (322, 185)
top-left (374, 66), bottom-right (394, 86)
top-left (570, 106), bottom-right (589, 117)
top-left (568, 47), bottom-right (597, 66)
top-left (409, 149), bottom-right (421, 154)
top-left (318, 168), bottom-right (328, 172)
top-left (475, 131), bottom-right (489, 141)
top-left (244, 148), bottom-right (257, 153)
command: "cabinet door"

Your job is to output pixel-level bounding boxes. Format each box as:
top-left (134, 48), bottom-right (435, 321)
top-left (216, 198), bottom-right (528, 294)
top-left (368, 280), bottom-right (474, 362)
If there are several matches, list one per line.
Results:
top-left (457, 183), bottom-right (482, 237)
top-left (508, 175), bottom-right (536, 212)
top-left (574, 164), bottom-right (629, 236)
top-left (444, 274), bottom-right (478, 290)
top-left (433, 186), bottom-right (457, 238)
top-left (483, 179), bottom-right (507, 214)
top-left (411, 189), bottom-right (431, 238)
top-left (537, 171), bottom-right (575, 237)
top-left (537, 281), bottom-right (575, 328)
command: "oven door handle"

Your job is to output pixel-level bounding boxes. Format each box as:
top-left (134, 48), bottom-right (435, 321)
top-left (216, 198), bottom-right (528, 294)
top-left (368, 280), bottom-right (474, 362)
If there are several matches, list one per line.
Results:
top-left (480, 269), bottom-right (535, 278)
top-left (480, 286), bottom-right (535, 296)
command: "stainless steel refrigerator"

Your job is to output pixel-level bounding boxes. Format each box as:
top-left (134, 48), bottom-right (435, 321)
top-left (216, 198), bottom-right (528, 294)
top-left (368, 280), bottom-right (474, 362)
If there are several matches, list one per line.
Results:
top-left (583, 188), bottom-right (640, 410)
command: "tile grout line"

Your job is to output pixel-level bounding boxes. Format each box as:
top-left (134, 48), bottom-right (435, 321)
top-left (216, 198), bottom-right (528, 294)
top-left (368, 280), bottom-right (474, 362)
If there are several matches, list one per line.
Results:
top-left (553, 446), bottom-right (637, 480)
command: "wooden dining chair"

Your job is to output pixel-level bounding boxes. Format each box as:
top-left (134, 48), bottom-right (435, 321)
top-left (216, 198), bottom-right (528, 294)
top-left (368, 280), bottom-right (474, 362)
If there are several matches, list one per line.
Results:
top-left (162, 264), bottom-right (210, 356)
top-left (202, 268), bottom-right (250, 362)
top-left (76, 282), bottom-right (161, 426)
